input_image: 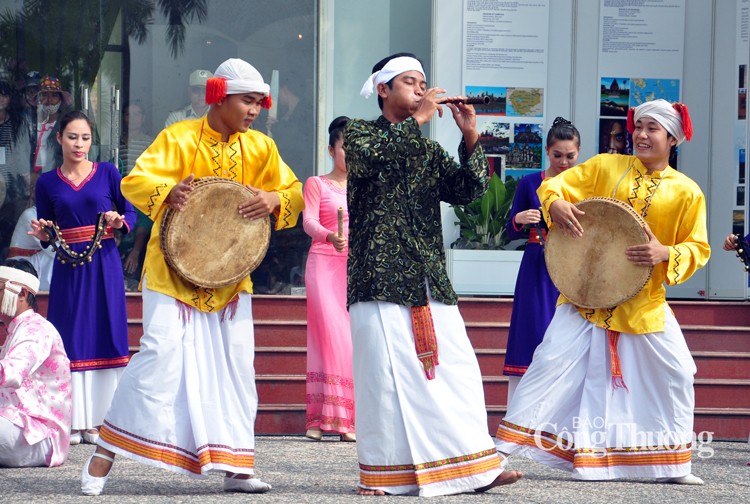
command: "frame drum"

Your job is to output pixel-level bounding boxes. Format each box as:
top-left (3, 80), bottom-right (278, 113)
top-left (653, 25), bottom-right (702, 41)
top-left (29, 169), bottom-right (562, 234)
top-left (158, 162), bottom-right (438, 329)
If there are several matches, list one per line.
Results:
top-left (544, 197), bottom-right (652, 309)
top-left (160, 177), bottom-right (270, 288)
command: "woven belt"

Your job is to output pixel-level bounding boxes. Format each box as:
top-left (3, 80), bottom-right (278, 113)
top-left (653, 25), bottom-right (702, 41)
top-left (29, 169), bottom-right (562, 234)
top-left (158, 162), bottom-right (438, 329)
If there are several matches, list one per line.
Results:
top-left (59, 224), bottom-right (114, 244)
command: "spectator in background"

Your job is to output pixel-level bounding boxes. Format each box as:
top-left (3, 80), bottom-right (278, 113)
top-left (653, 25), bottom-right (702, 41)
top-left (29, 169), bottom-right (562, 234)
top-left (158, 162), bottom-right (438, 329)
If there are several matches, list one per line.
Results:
top-left (29, 76), bottom-right (71, 195)
top-left (164, 69), bottom-right (213, 127)
top-left (1, 79), bottom-right (31, 256)
top-left (119, 101), bottom-right (153, 175)
top-left (8, 203), bottom-right (55, 291)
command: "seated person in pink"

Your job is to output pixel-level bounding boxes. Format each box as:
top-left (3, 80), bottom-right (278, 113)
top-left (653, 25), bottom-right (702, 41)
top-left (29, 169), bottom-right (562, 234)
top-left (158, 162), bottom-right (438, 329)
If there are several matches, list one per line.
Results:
top-left (0, 259), bottom-right (71, 467)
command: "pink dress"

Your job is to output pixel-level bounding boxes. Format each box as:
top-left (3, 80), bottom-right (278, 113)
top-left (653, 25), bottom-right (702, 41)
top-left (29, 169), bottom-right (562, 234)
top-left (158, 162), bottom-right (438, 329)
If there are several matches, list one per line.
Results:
top-left (0, 309), bottom-right (72, 466)
top-left (302, 176), bottom-right (354, 433)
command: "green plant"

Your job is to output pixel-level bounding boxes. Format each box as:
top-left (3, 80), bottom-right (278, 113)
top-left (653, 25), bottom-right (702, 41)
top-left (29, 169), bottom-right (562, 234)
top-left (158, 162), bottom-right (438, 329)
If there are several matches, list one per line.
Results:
top-left (451, 173), bottom-right (517, 249)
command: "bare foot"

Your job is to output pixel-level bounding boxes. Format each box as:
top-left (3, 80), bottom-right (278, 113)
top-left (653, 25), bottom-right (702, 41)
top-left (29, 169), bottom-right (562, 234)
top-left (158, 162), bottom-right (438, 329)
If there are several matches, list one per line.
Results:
top-left (88, 447), bottom-right (116, 477)
top-left (356, 487), bottom-right (387, 496)
top-left (475, 469), bottom-right (523, 492)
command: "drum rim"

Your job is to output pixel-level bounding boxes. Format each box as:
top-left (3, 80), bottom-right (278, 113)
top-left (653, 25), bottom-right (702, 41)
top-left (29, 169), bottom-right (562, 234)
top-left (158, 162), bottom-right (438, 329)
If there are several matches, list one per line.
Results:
top-left (159, 176), bottom-right (270, 288)
top-left (544, 196), bottom-right (653, 309)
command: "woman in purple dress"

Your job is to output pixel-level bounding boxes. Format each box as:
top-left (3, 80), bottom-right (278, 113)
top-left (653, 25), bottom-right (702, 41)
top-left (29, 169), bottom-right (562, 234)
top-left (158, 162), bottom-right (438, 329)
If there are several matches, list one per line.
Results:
top-left (302, 116), bottom-right (356, 442)
top-left (503, 117), bottom-right (580, 404)
top-left (29, 111), bottom-right (135, 445)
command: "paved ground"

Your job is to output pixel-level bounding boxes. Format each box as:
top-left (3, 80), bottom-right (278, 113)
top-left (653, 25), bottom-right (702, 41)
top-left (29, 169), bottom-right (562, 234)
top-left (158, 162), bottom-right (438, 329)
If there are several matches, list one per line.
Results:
top-left (1, 436), bottom-right (748, 503)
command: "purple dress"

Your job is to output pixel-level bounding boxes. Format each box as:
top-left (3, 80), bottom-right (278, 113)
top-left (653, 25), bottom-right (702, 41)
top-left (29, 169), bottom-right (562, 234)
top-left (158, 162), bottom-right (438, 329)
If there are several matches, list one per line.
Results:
top-left (503, 171), bottom-right (559, 376)
top-left (35, 162), bottom-right (136, 372)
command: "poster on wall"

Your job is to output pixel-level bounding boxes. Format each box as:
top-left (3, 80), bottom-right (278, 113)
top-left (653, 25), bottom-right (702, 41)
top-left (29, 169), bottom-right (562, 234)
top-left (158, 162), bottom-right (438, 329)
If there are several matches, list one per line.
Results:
top-left (597, 0), bottom-right (685, 164)
top-left (462, 0), bottom-right (549, 181)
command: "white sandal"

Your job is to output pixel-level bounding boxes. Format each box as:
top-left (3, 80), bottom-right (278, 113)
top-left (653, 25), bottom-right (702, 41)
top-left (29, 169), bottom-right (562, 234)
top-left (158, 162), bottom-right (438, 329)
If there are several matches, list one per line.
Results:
top-left (657, 473), bottom-right (704, 485)
top-left (223, 474), bottom-right (272, 493)
top-left (81, 452), bottom-right (114, 496)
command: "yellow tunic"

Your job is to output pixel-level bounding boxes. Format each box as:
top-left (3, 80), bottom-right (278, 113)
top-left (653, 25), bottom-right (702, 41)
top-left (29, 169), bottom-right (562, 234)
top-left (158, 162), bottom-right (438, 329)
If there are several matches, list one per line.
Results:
top-left (538, 153), bottom-right (710, 334)
top-left (121, 118), bottom-right (304, 312)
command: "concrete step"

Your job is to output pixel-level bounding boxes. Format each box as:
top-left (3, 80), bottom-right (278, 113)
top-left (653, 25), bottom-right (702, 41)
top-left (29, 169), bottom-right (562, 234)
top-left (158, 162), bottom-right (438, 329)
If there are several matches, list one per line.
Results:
top-left (256, 373), bottom-right (750, 410)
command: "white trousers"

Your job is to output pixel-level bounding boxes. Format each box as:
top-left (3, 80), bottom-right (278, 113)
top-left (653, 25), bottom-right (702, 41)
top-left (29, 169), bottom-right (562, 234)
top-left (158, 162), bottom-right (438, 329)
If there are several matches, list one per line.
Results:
top-left (0, 416), bottom-right (52, 467)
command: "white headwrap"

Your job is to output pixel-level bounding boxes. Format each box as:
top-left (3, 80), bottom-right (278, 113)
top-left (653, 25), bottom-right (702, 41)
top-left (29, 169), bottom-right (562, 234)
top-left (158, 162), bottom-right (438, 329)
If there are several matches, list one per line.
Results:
top-left (632, 99), bottom-right (689, 146)
top-left (359, 56), bottom-right (425, 99)
top-left (205, 58), bottom-right (270, 106)
top-left (0, 265), bottom-right (39, 317)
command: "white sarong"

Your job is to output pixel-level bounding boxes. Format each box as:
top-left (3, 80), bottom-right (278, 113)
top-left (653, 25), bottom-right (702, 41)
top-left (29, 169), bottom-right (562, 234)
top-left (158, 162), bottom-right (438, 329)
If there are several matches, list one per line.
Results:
top-left (495, 303), bottom-right (696, 480)
top-left (351, 299), bottom-right (503, 497)
top-left (98, 281), bottom-right (258, 477)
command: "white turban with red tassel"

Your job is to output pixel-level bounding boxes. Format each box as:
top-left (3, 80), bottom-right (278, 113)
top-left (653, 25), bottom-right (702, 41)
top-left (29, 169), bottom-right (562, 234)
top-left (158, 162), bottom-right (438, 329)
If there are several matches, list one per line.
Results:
top-left (626, 99), bottom-right (693, 146)
top-left (0, 265), bottom-right (39, 317)
top-left (205, 58), bottom-right (272, 109)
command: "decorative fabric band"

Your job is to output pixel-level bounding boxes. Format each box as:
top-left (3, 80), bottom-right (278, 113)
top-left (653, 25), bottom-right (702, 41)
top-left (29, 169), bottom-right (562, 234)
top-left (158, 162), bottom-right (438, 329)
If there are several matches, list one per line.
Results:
top-left (410, 304), bottom-right (439, 380)
top-left (7, 247), bottom-right (38, 258)
top-left (607, 329), bottom-right (628, 391)
top-left (59, 224), bottom-right (114, 244)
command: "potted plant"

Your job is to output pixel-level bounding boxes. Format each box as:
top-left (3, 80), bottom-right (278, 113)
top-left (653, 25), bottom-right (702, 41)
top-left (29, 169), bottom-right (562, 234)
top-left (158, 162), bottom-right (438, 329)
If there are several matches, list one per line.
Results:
top-left (451, 173), bottom-right (517, 250)
top-left (446, 173), bottom-right (524, 295)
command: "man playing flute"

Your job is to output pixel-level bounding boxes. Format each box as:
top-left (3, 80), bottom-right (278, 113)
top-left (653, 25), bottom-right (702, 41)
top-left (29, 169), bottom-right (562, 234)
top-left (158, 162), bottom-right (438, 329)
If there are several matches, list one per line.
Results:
top-left (344, 52), bottom-right (523, 496)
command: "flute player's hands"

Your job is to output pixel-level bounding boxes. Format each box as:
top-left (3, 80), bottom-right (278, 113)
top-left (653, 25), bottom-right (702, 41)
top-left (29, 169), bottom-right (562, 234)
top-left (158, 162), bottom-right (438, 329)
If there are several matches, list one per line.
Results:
top-left (412, 87), bottom-right (447, 126)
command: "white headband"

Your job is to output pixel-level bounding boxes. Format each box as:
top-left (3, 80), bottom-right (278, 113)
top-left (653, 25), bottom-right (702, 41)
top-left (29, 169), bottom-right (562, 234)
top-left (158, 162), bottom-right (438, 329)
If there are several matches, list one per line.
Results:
top-left (214, 58), bottom-right (269, 96)
top-left (633, 99), bottom-right (686, 146)
top-left (0, 265), bottom-right (39, 317)
top-left (359, 56), bottom-right (425, 99)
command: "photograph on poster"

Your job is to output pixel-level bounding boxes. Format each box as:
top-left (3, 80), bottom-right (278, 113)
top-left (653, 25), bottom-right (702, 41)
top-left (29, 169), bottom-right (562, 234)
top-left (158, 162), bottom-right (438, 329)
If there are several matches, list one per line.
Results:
top-left (740, 148), bottom-right (746, 184)
top-left (739, 88), bottom-right (746, 120)
top-left (600, 77), bottom-right (630, 116)
top-left (733, 210), bottom-right (745, 237)
top-left (599, 118), bottom-right (632, 155)
top-left (737, 185), bottom-right (746, 207)
top-left (506, 168), bottom-right (541, 181)
top-left (506, 143), bottom-right (542, 170)
top-left (629, 78), bottom-right (680, 107)
top-left (486, 155), bottom-right (506, 178)
top-left (506, 87), bottom-right (543, 117)
top-left (513, 123), bottom-right (543, 143)
top-left (465, 85), bottom-right (506, 115)
top-left (476, 118), bottom-right (510, 155)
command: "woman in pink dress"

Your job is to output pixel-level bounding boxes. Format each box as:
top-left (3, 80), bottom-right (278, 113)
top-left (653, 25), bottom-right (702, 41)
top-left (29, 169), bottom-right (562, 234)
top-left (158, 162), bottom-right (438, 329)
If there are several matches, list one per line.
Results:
top-left (303, 116), bottom-right (355, 441)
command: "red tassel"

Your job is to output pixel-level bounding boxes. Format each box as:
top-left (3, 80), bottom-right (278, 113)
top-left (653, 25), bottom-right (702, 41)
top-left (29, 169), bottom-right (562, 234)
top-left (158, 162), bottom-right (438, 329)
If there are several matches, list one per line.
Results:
top-left (673, 103), bottom-right (693, 142)
top-left (626, 107), bottom-right (636, 135)
top-left (260, 95), bottom-right (272, 110)
top-left (205, 77), bottom-right (227, 105)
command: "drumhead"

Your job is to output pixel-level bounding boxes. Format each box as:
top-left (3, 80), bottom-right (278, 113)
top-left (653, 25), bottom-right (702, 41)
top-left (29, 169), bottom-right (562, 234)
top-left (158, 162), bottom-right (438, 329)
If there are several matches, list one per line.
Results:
top-left (544, 197), bottom-right (653, 309)
top-left (160, 177), bottom-right (270, 288)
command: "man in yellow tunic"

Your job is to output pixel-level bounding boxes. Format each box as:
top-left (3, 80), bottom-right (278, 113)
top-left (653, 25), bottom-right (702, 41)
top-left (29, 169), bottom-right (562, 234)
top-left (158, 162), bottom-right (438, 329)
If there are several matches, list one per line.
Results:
top-left (495, 99), bottom-right (710, 485)
top-left (81, 58), bottom-right (303, 495)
